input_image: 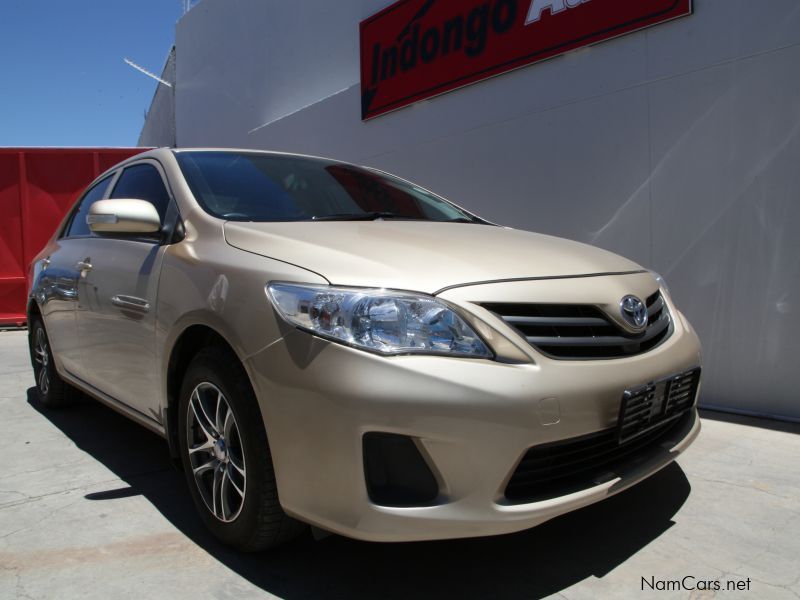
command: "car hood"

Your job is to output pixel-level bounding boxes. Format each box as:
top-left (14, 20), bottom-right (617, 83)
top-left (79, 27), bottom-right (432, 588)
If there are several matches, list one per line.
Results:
top-left (223, 221), bottom-right (643, 294)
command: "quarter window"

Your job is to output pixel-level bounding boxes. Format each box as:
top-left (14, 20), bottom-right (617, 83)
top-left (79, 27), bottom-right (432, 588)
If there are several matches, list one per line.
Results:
top-left (110, 163), bottom-right (170, 222)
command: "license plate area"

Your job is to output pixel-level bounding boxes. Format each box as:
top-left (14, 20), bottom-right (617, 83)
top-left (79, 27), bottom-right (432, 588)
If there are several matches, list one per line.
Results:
top-left (616, 367), bottom-right (701, 444)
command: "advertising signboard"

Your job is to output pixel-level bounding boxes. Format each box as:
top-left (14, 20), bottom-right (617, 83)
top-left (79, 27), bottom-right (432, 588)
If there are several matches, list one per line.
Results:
top-left (360, 0), bottom-right (692, 120)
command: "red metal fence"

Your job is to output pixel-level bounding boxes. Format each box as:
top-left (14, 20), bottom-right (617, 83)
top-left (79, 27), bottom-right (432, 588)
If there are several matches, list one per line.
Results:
top-left (0, 148), bottom-right (148, 326)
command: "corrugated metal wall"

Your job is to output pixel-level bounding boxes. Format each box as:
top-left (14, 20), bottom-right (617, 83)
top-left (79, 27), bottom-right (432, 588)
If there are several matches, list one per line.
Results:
top-left (0, 148), bottom-right (147, 325)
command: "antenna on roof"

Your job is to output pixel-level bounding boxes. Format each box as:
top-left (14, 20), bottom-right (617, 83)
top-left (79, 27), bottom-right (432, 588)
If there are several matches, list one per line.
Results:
top-left (123, 58), bottom-right (174, 88)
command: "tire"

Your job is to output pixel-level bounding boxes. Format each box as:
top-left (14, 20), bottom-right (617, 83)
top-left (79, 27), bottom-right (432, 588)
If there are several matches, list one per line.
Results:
top-left (177, 346), bottom-right (306, 551)
top-left (28, 316), bottom-right (77, 408)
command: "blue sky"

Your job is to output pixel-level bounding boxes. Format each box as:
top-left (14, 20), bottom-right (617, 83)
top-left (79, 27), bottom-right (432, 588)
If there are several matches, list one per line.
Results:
top-left (0, 0), bottom-right (182, 147)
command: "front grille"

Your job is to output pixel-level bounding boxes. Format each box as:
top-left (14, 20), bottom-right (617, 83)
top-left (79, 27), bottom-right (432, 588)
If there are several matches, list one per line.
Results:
top-left (482, 290), bottom-right (671, 359)
top-left (505, 408), bottom-right (695, 503)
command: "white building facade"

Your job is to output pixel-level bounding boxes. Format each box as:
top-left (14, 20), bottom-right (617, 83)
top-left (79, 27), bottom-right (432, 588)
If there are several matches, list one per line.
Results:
top-left (141, 0), bottom-right (800, 420)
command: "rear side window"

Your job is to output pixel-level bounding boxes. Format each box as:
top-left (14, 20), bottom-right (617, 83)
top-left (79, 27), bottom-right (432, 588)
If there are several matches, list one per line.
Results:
top-left (110, 163), bottom-right (170, 222)
top-left (65, 175), bottom-right (113, 237)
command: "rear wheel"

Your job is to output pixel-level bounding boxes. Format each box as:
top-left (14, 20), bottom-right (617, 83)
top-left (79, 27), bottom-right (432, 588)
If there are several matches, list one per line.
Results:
top-left (178, 347), bottom-right (306, 551)
top-left (28, 317), bottom-right (77, 408)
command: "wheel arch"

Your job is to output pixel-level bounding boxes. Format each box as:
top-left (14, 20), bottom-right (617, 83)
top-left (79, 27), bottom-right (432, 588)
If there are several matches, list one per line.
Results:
top-left (26, 296), bottom-right (41, 322)
top-left (164, 323), bottom-right (255, 465)
top-left (26, 298), bottom-right (42, 361)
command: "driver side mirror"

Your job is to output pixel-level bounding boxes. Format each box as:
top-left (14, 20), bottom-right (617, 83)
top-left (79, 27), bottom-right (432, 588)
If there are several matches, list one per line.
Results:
top-left (87, 199), bottom-right (161, 234)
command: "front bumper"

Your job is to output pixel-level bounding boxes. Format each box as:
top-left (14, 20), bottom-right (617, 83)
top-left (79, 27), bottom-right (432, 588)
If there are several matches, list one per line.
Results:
top-left (245, 279), bottom-right (702, 542)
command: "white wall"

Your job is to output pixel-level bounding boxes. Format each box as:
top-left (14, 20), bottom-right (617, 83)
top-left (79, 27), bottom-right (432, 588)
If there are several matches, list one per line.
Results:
top-left (138, 47), bottom-right (176, 147)
top-left (167, 0), bottom-right (800, 420)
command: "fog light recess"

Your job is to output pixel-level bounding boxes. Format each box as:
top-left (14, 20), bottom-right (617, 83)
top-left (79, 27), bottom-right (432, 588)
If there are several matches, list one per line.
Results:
top-left (362, 432), bottom-right (439, 507)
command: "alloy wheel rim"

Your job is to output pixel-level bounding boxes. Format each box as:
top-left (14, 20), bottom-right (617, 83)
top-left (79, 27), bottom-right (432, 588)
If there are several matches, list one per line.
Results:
top-left (34, 328), bottom-right (50, 395)
top-left (186, 382), bottom-right (247, 522)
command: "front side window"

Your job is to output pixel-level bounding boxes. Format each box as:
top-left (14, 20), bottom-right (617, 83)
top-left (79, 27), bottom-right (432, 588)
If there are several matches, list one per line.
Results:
top-left (175, 151), bottom-right (483, 223)
top-left (110, 163), bottom-right (170, 222)
top-left (64, 175), bottom-right (113, 238)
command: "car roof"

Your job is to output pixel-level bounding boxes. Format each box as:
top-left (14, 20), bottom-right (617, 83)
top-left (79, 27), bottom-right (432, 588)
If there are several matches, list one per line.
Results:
top-left (89, 147), bottom-right (349, 190)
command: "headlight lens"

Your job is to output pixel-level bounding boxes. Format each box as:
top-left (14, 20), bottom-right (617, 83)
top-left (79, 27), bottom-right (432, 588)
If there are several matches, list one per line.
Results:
top-left (267, 283), bottom-right (491, 358)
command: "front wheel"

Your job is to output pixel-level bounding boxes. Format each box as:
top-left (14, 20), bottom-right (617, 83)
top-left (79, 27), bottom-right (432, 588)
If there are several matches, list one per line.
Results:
top-left (177, 347), bottom-right (306, 551)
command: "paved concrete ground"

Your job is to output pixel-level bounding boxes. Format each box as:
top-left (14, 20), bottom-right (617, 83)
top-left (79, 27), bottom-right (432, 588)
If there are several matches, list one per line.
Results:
top-left (0, 328), bottom-right (798, 600)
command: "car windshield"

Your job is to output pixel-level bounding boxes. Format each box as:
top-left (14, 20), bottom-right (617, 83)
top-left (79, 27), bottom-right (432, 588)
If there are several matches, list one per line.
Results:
top-left (174, 151), bottom-right (484, 223)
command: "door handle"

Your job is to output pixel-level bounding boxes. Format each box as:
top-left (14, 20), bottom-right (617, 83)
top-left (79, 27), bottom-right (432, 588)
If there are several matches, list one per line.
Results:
top-left (111, 295), bottom-right (150, 313)
top-left (76, 259), bottom-right (93, 272)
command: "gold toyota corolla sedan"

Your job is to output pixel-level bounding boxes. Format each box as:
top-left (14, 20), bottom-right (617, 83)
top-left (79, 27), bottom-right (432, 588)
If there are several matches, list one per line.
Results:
top-left (27, 148), bottom-right (701, 550)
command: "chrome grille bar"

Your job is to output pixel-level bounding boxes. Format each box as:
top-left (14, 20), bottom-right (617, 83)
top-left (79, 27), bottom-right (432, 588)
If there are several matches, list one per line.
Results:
top-left (524, 313), bottom-right (670, 347)
top-left (503, 315), bottom-right (608, 327)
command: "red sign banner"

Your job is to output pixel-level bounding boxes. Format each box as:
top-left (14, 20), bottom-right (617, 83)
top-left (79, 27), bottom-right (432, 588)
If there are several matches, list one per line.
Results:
top-left (360, 0), bottom-right (691, 120)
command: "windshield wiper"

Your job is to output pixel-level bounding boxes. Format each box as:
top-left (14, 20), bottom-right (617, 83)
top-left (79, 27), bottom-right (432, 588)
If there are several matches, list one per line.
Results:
top-left (311, 212), bottom-right (416, 221)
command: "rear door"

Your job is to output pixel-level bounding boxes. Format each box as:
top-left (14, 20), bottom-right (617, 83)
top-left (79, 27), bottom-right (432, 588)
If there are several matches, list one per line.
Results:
top-left (38, 175), bottom-right (114, 376)
top-left (75, 160), bottom-right (176, 419)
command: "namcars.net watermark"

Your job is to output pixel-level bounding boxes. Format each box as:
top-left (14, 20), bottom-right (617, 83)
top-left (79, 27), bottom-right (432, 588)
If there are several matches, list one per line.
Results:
top-left (642, 576), bottom-right (752, 592)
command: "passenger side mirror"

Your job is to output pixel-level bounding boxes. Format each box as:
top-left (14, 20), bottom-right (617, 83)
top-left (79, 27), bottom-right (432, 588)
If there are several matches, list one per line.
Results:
top-left (87, 199), bottom-right (161, 234)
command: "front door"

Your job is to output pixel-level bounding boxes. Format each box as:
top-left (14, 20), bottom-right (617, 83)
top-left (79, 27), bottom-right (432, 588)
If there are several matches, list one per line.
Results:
top-left (75, 161), bottom-right (173, 420)
top-left (76, 238), bottom-right (165, 418)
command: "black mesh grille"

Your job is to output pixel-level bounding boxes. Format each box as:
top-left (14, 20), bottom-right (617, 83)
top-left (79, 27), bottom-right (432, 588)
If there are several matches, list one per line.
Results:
top-left (482, 291), bottom-right (671, 359)
top-left (505, 405), bottom-right (696, 503)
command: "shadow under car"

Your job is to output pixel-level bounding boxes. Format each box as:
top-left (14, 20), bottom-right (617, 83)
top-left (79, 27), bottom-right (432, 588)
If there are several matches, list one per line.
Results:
top-left (27, 387), bottom-right (692, 600)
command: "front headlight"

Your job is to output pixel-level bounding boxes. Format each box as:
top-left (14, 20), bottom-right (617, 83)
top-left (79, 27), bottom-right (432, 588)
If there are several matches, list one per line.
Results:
top-left (267, 283), bottom-right (492, 358)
